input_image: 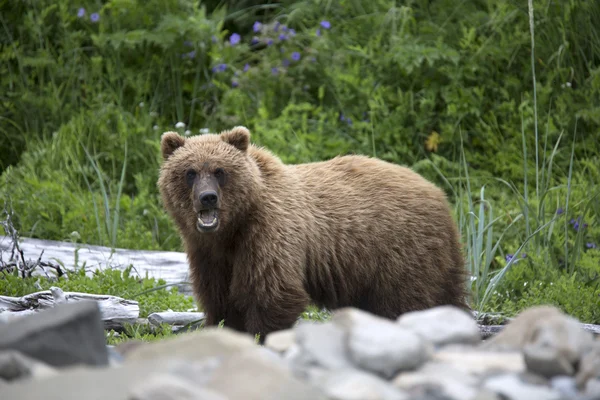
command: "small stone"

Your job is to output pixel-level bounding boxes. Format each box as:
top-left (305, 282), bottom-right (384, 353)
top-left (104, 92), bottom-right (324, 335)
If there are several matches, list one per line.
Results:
top-left (576, 338), bottom-right (600, 389)
top-left (483, 306), bottom-right (593, 379)
top-left (333, 308), bottom-right (432, 378)
top-left (0, 301), bottom-right (109, 368)
top-left (294, 320), bottom-right (353, 370)
top-left (265, 329), bottom-right (295, 354)
top-left (393, 362), bottom-right (478, 400)
top-left (483, 373), bottom-right (562, 400)
top-left (396, 306), bottom-right (481, 346)
top-left (0, 350), bottom-right (57, 381)
top-left (585, 378), bottom-right (600, 398)
top-left (550, 376), bottom-right (578, 398)
top-left (315, 369), bottom-right (408, 400)
top-left (433, 347), bottom-right (525, 377)
top-left (124, 327), bottom-right (255, 362)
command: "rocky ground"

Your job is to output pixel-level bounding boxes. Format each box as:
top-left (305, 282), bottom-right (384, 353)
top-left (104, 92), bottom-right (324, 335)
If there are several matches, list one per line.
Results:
top-left (1, 300), bottom-right (600, 400)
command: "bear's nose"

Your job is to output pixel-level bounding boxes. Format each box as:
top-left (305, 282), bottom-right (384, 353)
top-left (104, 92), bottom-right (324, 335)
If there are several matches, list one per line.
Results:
top-left (199, 191), bottom-right (218, 208)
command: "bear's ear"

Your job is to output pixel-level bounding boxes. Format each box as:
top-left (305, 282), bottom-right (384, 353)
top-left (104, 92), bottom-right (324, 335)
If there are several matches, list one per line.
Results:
top-left (161, 131), bottom-right (186, 160)
top-left (221, 126), bottom-right (250, 152)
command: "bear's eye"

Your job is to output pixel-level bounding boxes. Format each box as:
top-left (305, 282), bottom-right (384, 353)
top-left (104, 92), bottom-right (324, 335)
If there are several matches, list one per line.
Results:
top-left (214, 168), bottom-right (226, 185)
top-left (185, 169), bottom-right (196, 187)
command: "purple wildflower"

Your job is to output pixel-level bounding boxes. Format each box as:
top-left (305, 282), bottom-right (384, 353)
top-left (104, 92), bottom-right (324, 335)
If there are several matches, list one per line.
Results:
top-left (274, 22), bottom-right (281, 32)
top-left (229, 33), bottom-right (241, 46)
top-left (90, 12), bottom-right (100, 22)
top-left (243, 63), bottom-right (250, 72)
top-left (282, 26), bottom-right (288, 32)
top-left (310, 57), bottom-right (317, 63)
top-left (253, 21), bottom-right (262, 33)
top-left (271, 67), bottom-right (279, 75)
top-left (187, 50), bottom-right (196, 59)
top-left (505, 254), bottom-right (514, 262)
top-left (251, 37), bottom-right (259, 45)
top-left (586, 243), bottom-right (597, 249)
top-left (77, 8), bottom-right (85, 18)
top-left (556, 207), bottom-right (564, 215)
top-left (184, 40), bottom-right (193, 47)
top-left (212, 63), bottom-right (227, 73)
top-left (267, 39), bottom-right (273, 46)
top-left (231, 80), bottom-right (239, 88)
top-left (320, 20), bottom-right (331, 29)
top-left (282, 58), bottom-right (290, 67)
top-left (212, 35), bottom-right (218, 43)
top-left (291, 52), bottom-right (301, 61)
top-left (289, 29), bottom-right (296, 37)
top-left (279, 33), bottom-right (287, 41)
top-left (316, 29), bottom-right (321, 37)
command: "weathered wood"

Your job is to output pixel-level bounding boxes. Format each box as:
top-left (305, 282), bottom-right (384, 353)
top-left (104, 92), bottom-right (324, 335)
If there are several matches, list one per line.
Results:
top-left (0, 235), bottom-right (192, 295)
top-left (147, 311), bottom-right (206, 327)
top-left (478, 323), bottom-right (600, 340)
top-left (0, 287), bottom-right (139, 330)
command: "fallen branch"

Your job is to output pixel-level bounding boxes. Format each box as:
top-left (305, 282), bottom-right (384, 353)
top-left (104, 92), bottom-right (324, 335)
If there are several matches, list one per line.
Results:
top-left (0, 287), bottom-right (139, 331)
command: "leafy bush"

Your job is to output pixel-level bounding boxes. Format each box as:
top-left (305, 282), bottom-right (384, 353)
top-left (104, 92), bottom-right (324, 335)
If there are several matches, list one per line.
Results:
top-left (1, 0), bottom-right (599, 322)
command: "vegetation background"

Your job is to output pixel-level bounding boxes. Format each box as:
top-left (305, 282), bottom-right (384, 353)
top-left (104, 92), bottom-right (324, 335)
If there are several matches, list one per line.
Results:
top-left (1, 0), bottom-right (599, 326)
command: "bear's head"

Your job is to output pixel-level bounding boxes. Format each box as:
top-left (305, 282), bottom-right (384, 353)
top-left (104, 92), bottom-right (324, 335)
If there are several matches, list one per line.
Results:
top-left (158, 126), bottom-right (262, 236)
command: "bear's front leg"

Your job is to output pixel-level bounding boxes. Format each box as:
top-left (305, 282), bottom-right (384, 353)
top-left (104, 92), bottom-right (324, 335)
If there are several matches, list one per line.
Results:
top-left (230, 257), bottom-right (310, 342)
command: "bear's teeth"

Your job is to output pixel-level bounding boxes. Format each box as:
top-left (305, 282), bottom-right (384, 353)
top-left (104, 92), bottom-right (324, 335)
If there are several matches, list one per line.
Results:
top-left (197, 216), bottom-right (218, 227)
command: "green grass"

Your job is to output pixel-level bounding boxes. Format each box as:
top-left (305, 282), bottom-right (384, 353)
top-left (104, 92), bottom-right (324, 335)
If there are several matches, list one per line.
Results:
top-left (1, 0), bottom-right (600, 334)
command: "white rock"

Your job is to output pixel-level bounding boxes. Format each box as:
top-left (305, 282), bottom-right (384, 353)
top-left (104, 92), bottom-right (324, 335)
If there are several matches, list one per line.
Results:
top-left (483, 374), bottom-right (562, 400)
top-left (396, 305), bottom-right (481, 346)
top-left (315, 369), bottom-right (408, 400)
top-left (332, 308), bottom-right (432, 378)
top-left (128, 373), bottom-right (227, 400)
top-left (392, 362), bottom-right (478, 400)
top-left (265, 329), bottom-right (295, 354)
top-left (124, 327), bottom-right (255, 362)
top-left (483, 306), bottom-right (594, 379)
top-left (294, 320), bottom-right (353, 370)
top-left (433, 347), bottom-right (525, 377)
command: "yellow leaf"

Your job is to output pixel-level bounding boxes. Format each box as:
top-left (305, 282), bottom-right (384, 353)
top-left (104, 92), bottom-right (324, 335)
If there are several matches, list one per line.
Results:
top-left (425, 131), bottom-right (441, 153)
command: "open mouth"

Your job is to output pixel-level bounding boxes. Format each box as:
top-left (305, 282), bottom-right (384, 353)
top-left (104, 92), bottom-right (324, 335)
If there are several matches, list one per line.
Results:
top-left (196, 209), bottom-right (219, 232)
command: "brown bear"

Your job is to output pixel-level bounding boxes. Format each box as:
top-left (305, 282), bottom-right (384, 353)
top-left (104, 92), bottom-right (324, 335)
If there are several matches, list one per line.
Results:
top-left (158, 126), bottom-right (469, 341)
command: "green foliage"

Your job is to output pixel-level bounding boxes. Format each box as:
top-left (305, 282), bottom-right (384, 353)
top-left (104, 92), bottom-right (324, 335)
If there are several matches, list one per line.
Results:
top-left (0, 266), bottom-right (195, 318)
top-left (1, 0), bottom-right (600, 323)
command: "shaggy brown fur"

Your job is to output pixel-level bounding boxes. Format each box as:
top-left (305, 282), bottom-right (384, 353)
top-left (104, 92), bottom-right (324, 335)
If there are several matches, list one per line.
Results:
top-left (158, 126), bottom-right (469, 340)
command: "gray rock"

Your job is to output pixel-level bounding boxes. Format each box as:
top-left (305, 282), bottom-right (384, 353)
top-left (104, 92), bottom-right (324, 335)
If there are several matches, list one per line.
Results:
top-left (265, 329), bottom-right (295, 354)
top-left (483, 373), bottom-right (562, 400)
top-left (432, 347), bottom-right (525, 377)
top-left (293, 320), bottom-right (353, 370)
top-left (0, 350), bottom-right (57, 381)
top-left (482, 306), bottom-right (593, 380)
top-left (550, 376), bottom-right (578, 398)
top-left (576, 338), bottom-right (600, 389)
top-left (392, 362), bottom-right (478, 400)
top-left (0, 346), bottom-right (325, 400)
top-left (205, 347), bottom-right (326, 400)
top-left (128, 373), bottom-right (227, 400)
top-left (333, 308), bottom-right (431, 378)
top-left (396, 306), bottom-right (481, 346)
top-left (0, 301), bottom-right (108, 368)
top-left (584, 378), bottom-right (600, 399)
top-left (314, 369), bottom-right (408, 400)
top-left (123, 327), bottom-right (255, 362)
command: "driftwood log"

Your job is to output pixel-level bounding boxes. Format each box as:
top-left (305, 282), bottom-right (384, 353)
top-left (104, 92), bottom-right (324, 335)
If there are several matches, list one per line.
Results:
top-left (147, 311), bottom-right (206, 327)
top-left (0, 287), bottom-right (139, 330)
top-left (0, 235), bottom-right (192, 295)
